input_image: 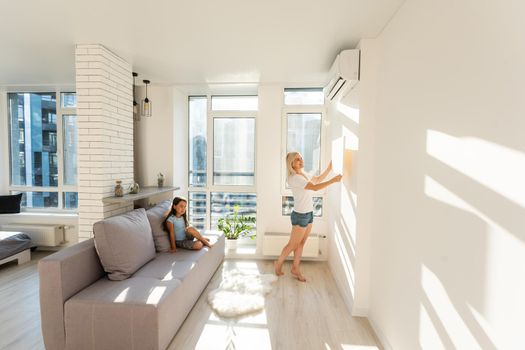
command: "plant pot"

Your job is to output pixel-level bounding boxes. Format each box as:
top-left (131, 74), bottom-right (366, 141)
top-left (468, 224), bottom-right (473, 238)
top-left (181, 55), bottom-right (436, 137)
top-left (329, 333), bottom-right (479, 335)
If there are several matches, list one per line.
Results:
top-left (225, 239), bottom-right (238, 250)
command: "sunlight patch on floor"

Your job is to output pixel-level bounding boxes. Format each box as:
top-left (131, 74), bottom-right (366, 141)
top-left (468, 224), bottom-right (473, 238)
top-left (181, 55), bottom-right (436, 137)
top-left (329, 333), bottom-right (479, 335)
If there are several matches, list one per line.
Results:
top-left (196, 310), bottom-right (271, 349)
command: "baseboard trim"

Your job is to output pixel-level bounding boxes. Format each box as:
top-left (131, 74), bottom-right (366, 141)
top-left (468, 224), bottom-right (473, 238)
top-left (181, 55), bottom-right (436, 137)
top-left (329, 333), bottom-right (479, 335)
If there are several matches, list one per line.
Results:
top-left (351, 307), bottom-right (368, 317)
top-left (368, 316), bottom-right (394, 350)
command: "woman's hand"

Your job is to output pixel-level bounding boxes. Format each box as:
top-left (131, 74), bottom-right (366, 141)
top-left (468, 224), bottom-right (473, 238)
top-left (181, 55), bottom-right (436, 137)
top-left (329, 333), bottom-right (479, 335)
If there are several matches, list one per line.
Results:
top-left (327, 160), bottom-right (333, 172)
top-left (332, 174), bottom-right (342, 183)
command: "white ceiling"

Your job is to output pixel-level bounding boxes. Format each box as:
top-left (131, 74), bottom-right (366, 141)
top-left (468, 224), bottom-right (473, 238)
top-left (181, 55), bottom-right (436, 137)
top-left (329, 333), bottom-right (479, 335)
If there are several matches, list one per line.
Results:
top-left (0, 0), bottom-right (405, 88)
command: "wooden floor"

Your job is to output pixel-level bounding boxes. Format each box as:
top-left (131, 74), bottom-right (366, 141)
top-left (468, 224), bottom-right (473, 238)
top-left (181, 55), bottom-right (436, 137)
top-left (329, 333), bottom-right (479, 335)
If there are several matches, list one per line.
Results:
top-left (0, 254), bottom-right (382, 350)
top-left (169, 260), bottom-right (382, 350)
top-left (0, 251), bottom-right (50, 350)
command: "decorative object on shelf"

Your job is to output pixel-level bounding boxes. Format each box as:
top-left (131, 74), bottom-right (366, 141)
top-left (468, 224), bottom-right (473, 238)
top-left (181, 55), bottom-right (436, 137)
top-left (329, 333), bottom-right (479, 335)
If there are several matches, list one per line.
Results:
top-left (217, 205), bottom-right (256, 249)
top-left (132, 72), bottom-right (139, 121)
top-left (102, 186), bottom-right (180, 204)
top-left (129, 182), bottom-right (140, 194)
top-left (114, 180), bottom-right (124, 197)
top-left (157, 173), bottom-right (165, 188)
top-left (141, 79), bottom-right (152, 117)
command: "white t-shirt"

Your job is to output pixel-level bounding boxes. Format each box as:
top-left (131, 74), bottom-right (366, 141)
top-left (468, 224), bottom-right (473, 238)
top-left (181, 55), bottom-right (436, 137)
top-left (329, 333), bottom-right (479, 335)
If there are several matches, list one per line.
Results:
top-left (287, 174), bottom-right (313, 214)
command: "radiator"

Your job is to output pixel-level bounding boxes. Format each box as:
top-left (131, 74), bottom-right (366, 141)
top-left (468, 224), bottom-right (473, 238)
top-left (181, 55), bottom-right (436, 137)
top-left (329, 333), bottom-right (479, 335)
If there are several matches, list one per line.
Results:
top-left (2, 224), bottom-right (65, 246)
top-left (263, 232), bottom-right (319, 257)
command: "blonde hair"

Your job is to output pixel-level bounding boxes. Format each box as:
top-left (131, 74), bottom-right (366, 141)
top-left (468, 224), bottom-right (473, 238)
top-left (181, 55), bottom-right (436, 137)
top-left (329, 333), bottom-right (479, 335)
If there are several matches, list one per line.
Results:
top-left (286, 152), bottom-right (300, 177)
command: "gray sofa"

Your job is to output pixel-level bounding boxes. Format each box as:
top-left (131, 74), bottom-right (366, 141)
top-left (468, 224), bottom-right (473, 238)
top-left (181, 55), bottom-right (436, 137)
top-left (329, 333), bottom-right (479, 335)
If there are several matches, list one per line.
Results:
top-left (39, 202), bottom-right (225, 350)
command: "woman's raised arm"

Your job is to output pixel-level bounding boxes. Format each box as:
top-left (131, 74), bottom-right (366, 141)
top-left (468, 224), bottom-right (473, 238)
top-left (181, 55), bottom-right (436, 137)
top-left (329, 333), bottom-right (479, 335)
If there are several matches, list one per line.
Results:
top-left (305, 173), bottom-right (342, 191)
top-left (311, 161), bottom-right (333, 184)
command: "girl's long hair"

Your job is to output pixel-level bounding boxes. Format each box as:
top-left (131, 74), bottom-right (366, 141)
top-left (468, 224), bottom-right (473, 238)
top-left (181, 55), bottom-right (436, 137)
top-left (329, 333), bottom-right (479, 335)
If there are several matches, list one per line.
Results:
top-left (163, 196), bottom-right (189, 232)
top-left (286, 151), bottom-right (300, 177)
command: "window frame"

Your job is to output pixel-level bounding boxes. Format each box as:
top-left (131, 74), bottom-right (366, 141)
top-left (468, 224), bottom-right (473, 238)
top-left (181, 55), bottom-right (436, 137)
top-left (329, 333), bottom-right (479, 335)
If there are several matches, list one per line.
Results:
top-left (281, 89), bottom-right (327, 215)
top-left (5, 88), bottom-right (77, 212)
top-left (188, 95), bottom-right (258, 230)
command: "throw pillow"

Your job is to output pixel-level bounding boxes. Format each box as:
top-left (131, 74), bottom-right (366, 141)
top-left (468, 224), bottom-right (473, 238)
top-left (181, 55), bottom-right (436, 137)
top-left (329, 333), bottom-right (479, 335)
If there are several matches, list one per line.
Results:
top-left (146, 200), bottom-right (172, 252)
top-left (93, 208), bottom-right (156, 281)
top-left (0, 193), bottom-right (23, 214)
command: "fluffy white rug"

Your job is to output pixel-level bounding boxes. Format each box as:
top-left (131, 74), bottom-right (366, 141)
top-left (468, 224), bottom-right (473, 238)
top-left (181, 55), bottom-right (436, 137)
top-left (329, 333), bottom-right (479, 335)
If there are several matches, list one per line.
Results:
top-left (208, 269), bottom-right (277, 318)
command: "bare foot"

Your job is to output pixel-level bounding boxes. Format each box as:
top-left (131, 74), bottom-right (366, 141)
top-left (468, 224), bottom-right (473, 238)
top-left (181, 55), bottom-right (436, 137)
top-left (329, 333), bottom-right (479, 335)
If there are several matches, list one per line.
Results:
top-left (274, 261), bottom-right (284, 276)
top-left (202, 238), bottom-right (213, 248)
top-left (291, 268), bottom-right (306, 282)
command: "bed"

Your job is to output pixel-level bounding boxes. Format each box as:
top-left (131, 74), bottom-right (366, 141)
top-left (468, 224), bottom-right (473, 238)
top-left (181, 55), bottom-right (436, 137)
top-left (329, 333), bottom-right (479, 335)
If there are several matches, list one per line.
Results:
top-left (0, 231), bottom-right (34, 266)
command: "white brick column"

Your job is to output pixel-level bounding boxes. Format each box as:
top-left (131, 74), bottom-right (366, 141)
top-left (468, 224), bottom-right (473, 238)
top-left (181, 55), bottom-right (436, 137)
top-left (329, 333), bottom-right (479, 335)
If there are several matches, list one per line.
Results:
top-left (75, 44), bottom-right (134, 240)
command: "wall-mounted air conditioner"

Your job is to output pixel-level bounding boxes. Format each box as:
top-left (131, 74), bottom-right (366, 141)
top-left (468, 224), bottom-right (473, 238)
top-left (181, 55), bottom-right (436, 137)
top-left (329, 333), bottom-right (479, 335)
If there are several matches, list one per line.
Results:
top-left (324, 49), bottom-right (360, 101)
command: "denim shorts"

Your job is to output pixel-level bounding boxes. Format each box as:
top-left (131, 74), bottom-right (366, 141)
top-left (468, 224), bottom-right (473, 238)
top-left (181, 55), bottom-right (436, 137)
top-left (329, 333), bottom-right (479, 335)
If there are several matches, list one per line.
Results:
top-left (175, 238), bottom-right (196, 249)
top-left (290, 211), bottom-right (313, 228)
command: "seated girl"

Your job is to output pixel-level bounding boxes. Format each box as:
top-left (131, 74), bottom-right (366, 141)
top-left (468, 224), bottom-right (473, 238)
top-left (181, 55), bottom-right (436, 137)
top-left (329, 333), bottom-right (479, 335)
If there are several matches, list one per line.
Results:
top-left (163, 196), bottom-right (213, 252)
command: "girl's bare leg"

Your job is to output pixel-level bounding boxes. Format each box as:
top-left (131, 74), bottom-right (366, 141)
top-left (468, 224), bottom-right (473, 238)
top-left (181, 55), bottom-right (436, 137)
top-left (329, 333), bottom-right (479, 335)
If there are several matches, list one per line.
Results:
top-left (274, 225), bottom-right (306, 276)
top-left (291, 223), bottom-right (312, 282)
top-left (186, 227), bottom-right (213, 247)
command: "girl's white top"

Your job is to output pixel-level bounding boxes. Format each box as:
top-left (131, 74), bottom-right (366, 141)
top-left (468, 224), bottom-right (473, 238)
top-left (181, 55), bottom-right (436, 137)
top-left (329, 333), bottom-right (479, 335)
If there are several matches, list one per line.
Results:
top-left (287, 173), bottom-right (313, 214)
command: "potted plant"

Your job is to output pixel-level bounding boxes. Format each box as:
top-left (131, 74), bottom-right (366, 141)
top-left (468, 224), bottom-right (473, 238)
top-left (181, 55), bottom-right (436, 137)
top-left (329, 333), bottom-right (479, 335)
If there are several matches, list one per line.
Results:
top-left (217, 205), bottom-right (256, 249)
top-left (157, 172), bottom-right (165, 188)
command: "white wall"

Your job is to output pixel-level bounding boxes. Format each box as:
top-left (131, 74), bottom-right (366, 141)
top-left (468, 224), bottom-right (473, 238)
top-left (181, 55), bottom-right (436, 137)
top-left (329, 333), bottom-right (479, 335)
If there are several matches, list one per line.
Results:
top-left (256, 84), bottom-right (296, 235)
top-left (134, 85), bottom-right (187, 206)
top-left (326, 40), bottom-right (379, 317)
top-left (172, 88), bottom-right (188, 197)
top-left (255, 85), bottom-right (286, 253)
top-left (367, 0), bottom-right (525, 348)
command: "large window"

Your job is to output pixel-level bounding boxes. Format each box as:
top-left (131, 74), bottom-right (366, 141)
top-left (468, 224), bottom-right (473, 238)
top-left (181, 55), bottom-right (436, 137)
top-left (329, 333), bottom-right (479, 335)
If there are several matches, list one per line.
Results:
top-left (188, 95), bottom-right (257, 231)
top-left (287, 113), bottom-right (322, 175)
top-left (7, 92), bottom-right (77, 210)
top-left (282, 88), bottom-right (325, 216)
top-left (284, 88), bottom-right (324, 105)
top-left (213, 118), bottom-right (255, 186)
top-left (189, 97), bottom-right (207, 187)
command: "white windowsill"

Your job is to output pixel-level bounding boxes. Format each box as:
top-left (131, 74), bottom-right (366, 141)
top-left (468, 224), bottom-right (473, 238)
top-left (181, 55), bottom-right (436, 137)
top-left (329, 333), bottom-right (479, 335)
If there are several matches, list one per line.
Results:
top-left (0, 212), bottom-right (78, 219)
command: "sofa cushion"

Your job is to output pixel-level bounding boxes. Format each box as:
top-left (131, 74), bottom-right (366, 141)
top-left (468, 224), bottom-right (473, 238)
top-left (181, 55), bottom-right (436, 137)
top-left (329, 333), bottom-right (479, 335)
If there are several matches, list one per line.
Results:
top-left (134, 231), bottom-right (225, 282)
top-left (64, 276), bottom-right (182, 350)
top-left (146, 200), bottom-right (172, 252)
top-left (93, 208), bottom-right (156, 281)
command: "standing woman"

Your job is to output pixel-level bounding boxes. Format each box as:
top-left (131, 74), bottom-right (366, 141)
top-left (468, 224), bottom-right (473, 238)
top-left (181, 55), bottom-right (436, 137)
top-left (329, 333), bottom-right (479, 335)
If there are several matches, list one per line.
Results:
top-left (274, 152), bottom-right (342, 282)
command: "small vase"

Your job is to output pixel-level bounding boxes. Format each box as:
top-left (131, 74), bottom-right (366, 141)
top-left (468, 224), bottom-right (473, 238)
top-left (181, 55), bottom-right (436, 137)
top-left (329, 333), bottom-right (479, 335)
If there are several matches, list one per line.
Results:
top-left (225, 239), bottom-right (238, 250)
top-left (157, 176), bottom-right (165, 188)
top-left (114, 180), bottom-right (124, 197)
top-left (129, 183), bottom-right (140, 194)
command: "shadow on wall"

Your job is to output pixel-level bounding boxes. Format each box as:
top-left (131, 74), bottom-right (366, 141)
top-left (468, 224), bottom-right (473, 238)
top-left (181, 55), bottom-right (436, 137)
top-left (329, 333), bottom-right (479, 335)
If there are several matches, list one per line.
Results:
top-left (414, 128), bottom-right (525, 349)
top-left (373, 116), bottom-right (524, 348)
top-left (328, 98), bottom-right (360, 308)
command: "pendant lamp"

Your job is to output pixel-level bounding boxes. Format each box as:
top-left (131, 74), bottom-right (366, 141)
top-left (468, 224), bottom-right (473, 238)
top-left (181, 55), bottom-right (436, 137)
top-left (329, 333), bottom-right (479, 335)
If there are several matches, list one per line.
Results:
top-left (132, 72), bottom-right (139, 121)
top-left (141, 79), bottom-right (152, 117)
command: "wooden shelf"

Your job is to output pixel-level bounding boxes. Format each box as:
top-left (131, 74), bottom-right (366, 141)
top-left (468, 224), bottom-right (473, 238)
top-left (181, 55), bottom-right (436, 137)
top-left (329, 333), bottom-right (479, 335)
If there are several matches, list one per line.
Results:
top-left (102, 186), bottom-right (179, 204)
